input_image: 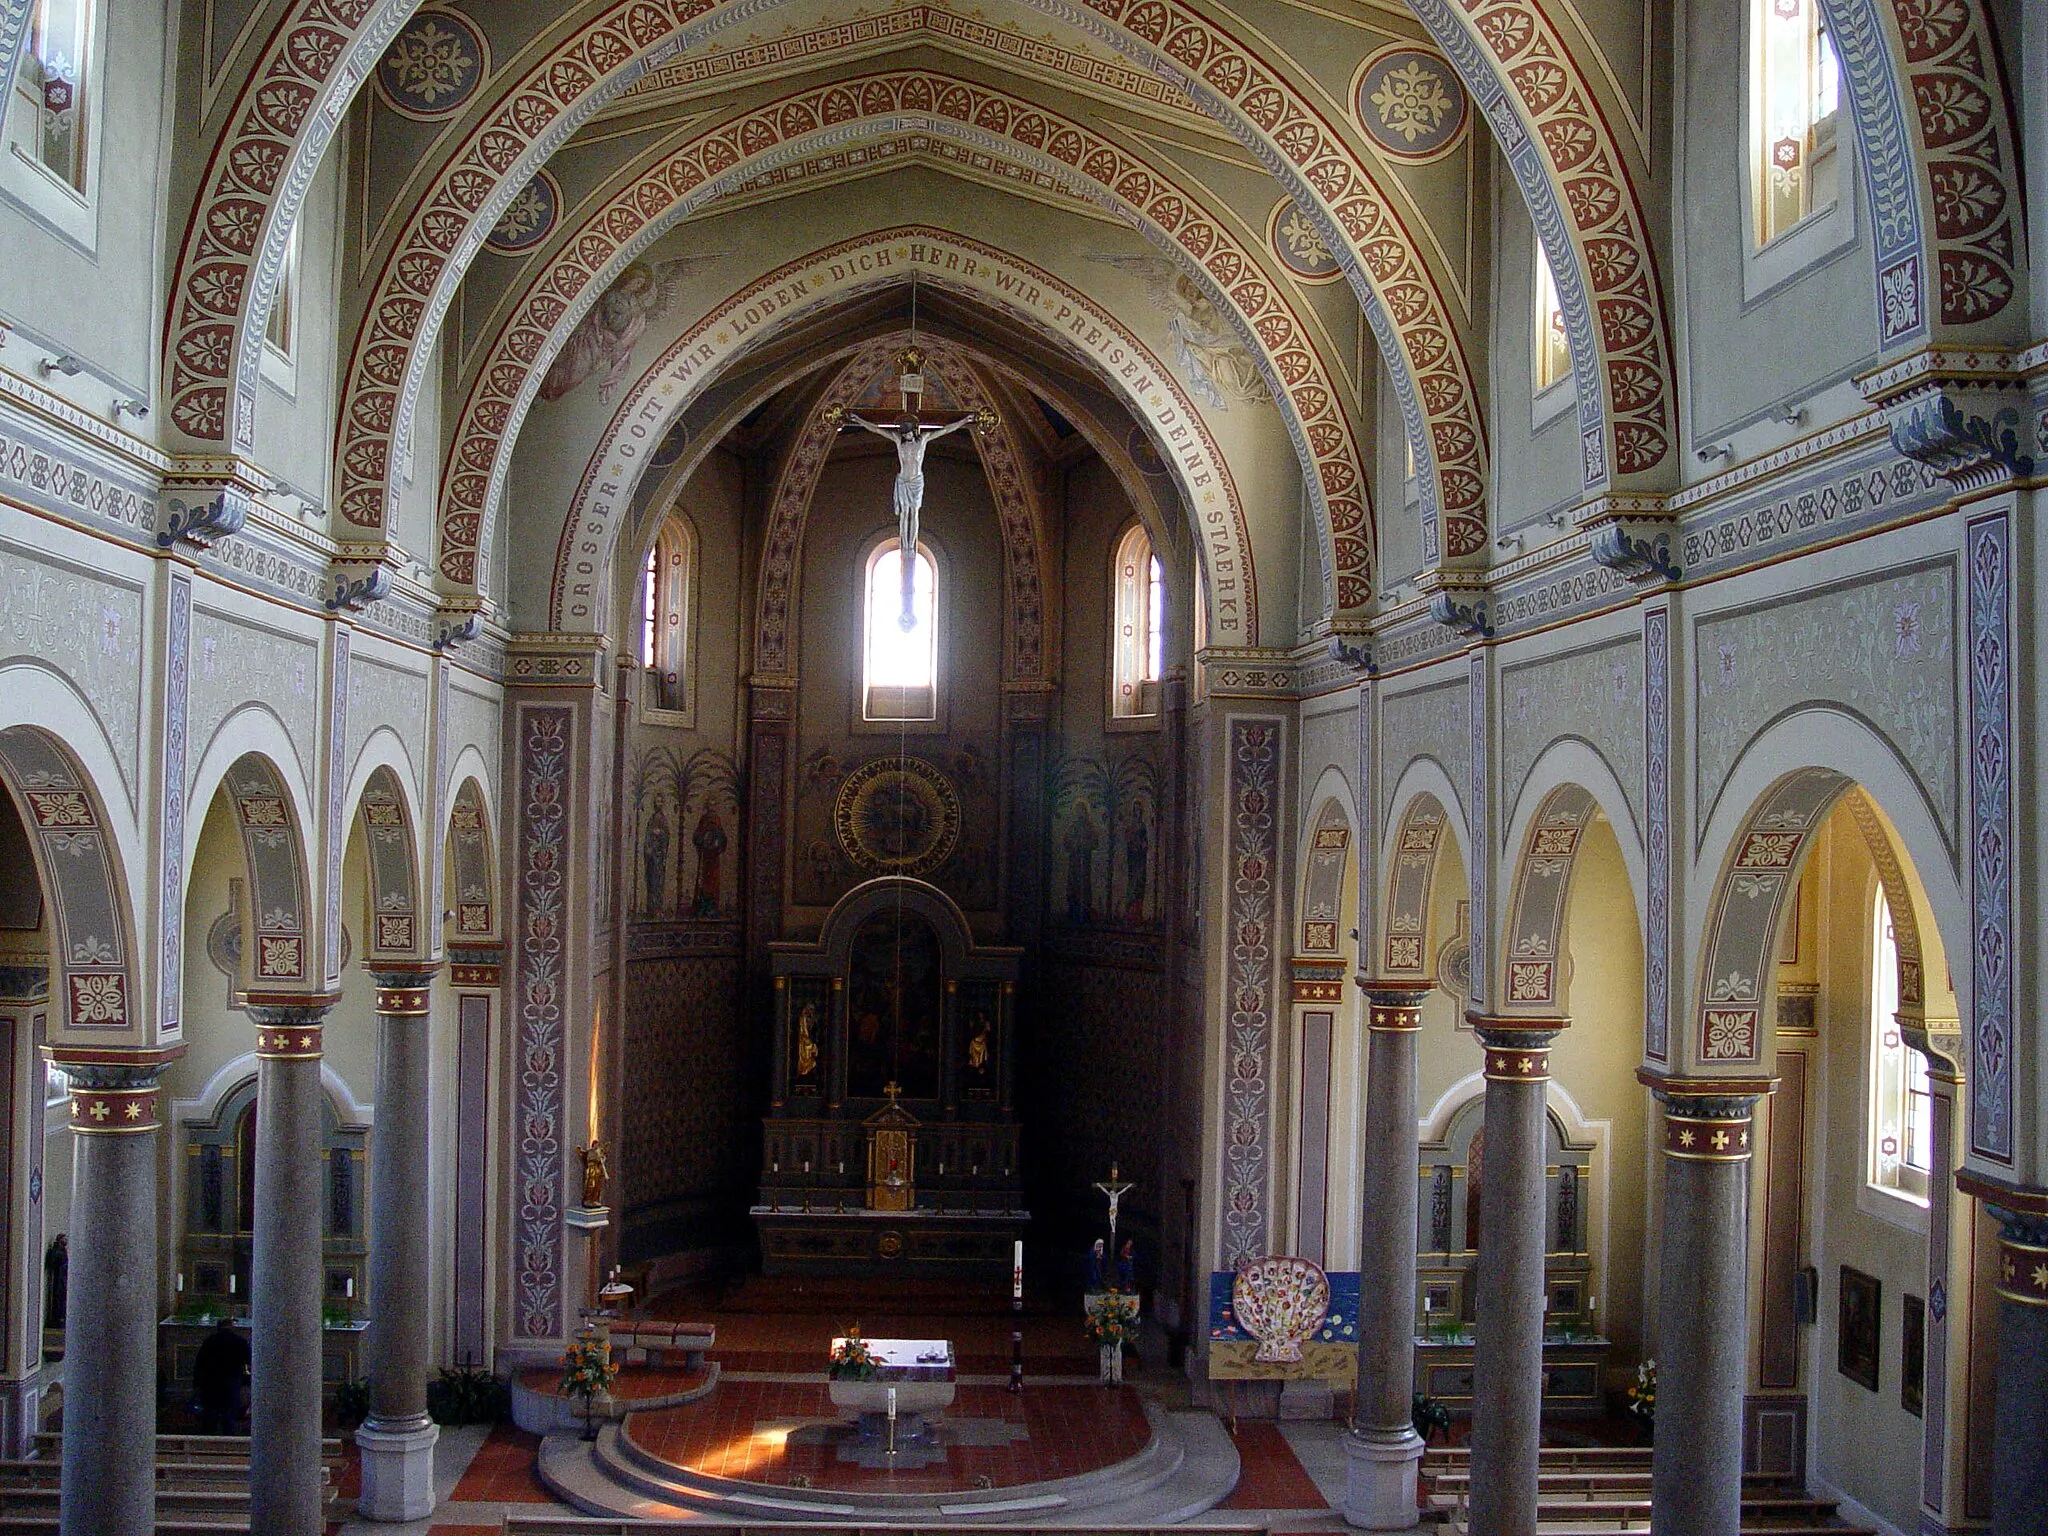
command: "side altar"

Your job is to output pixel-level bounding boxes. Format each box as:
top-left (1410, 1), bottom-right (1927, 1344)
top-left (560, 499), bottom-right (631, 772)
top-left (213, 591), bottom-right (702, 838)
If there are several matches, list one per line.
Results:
top-left (753, 878), bottom-right (1027, 1275)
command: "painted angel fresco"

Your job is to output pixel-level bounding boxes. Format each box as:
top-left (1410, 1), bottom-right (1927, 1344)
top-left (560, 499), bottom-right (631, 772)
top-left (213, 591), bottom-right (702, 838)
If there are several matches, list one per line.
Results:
top-left (539, 255), bottom-right (723, 405)
top-left (1086, 254), bottom-right (1272, 411)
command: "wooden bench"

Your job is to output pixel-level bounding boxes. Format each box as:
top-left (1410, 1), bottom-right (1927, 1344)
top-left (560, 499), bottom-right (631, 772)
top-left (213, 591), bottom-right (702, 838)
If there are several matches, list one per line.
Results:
top-left (31, 1432), bottom-right (344, 1469)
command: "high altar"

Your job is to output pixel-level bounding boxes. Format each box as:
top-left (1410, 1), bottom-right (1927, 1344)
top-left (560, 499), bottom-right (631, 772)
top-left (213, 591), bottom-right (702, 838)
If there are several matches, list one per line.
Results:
top-left (753, 878), bottom-right (1027, 1274)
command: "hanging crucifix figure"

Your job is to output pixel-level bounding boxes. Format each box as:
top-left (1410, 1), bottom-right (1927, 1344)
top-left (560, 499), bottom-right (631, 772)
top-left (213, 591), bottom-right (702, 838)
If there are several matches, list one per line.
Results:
top-left (827, 345), bottom-right (996, 629)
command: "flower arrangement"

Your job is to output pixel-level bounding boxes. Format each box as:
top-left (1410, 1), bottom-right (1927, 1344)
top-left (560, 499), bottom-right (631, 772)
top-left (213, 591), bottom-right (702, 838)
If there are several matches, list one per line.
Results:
top-left (560, 1328), bottom-right (617, 1438)
top-left (1411, 1393), bottom-right (1452, 1444)
top-left (829, 1327), bottom-right (878, 1380)
top-left (1083, 1292), bottom-right (1140, 1349)
top-left (1627, 1358), bottom-right (1656, 1423)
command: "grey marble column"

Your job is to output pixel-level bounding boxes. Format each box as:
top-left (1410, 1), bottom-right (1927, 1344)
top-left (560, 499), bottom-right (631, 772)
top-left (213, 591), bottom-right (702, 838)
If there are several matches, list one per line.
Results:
top-left (1650, 1088), bottom-right (1762, 1536)
top-left (247, 1001), bottom-right (332, 1536)
top-left (57, 1058), bottom-right (168, 1536)
top-left (1343, 981), bottom-right (1432, 1529)
top-left (357, 968), bottom-right (441, 1521)
top-left (1988, 1203), bottom-right (2048, 1536)
top-left (1466, 1018), bottom-right (1563, 1536)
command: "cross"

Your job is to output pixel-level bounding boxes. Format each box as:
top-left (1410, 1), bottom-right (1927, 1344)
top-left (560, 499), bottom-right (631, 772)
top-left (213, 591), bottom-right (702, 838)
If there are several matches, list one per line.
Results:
top-left (883, 1081), bottom-right (903, 1107)
top-left (1093, 1162), bottom-right (1134, 1248)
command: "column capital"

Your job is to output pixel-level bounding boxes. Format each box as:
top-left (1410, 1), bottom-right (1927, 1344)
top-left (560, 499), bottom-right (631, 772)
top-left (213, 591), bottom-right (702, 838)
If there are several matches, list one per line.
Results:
top-left (247, 993), bottom-right (336, 1059)
top-left (51, 1053), bottom-right (174, 1135)
top-left (446, 944), bottom-right (503, 988)
top-left (1468, 1012), bottom-right (1565, 1079)
top-left (1357, 977), bottom-right (1432, 1028)
top-left (369, 961), bottom-right (441, 1016)
top-left (1958, 1173), bottom-right (2048, 1305)
top-left (1642, 1074), bottom-right (1771, 1162)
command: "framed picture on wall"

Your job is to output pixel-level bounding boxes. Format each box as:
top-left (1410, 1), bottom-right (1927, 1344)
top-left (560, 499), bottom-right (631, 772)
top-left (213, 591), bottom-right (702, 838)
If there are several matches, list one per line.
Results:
top-left (1838, 1266), bottom-right (1881, 1392)
top-left (1902, 1293), bottom-right (1925, 1416)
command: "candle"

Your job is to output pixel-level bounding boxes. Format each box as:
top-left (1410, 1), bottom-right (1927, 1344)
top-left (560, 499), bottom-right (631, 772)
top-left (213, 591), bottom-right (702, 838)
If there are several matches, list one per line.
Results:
top-left (1422, 1294), bottom-right (1433, 1313)
top-left (1013, 1239), bottom-right (1024, 1299)
top-left (773, 1159), bottom-right (780, 1173)
top-left (886, 1386), bottom-right (898, 1418)
top-left (838, 1160), bottom-right (844, 1174)
top-left (803, 1159), bottom-right (810, 1174)
top-left (345, 1277), bottom-right (354, 1298)
top-left (228, 1275), bottom-right (237, 1294)
top-left (175, 1273), bottom-right (184, 1294)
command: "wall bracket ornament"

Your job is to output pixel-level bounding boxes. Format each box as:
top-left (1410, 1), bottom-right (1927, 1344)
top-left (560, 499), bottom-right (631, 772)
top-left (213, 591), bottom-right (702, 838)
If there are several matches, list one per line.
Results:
top-left (1875, 378), bottom-right (2035, 495)
top-left (1422, 575), bottom-right (1491, 639)
top-left (1326, 636), bottom-right (1375, 675)
top-left (1580, 497), bottom-right (1680, 585)
top-left (325, 549), bottom-right (398, 614)
top-left (434, 604), bottom-right (484, 652)
top-left (156, 458), bottom-right (267, 551)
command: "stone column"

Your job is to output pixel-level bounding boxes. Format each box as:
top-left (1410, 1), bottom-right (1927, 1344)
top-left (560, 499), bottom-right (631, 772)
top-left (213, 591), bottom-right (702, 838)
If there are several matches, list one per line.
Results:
top-left (247, 1001), bottom-right (333, 1536)
top-left (1343, 982), bottom-right (1432, 1529)
top-left (57, 1058), bottom-right (168, 1536)
top-left (1650, 1087), bottom-right (1762, 1536)
top-left (1465, 1016), bottom-right (1563, 1536)
top-left (1988, 1202), bottom-right (2048, 1535)
top-left (357, 968), bottom-right (441, 1521)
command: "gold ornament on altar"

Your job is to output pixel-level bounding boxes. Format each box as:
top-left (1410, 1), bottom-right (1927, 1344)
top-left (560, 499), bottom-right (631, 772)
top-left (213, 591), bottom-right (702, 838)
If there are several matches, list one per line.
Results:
top-left (577, 1139), bottom-right (610, 1208)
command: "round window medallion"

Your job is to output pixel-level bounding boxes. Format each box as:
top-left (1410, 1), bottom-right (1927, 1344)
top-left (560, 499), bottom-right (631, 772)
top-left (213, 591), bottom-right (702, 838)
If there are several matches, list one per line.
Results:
top-left (833, 756), bottom-right (961, 878)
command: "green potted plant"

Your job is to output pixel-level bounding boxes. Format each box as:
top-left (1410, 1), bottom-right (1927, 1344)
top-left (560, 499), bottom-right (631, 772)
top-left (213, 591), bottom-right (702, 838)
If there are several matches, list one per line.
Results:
top-left (1083, 1292), bottom-right (1139, 1385)
top-left (560, 1328), bottom-right (617, 1441)
top-left (1411, 1392), bottom-right (1452, 1444)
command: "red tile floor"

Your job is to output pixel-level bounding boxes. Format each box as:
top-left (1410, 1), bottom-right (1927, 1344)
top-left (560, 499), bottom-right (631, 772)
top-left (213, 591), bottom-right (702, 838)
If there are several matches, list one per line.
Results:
top-left (625, 1380), bottom-right (1151, 1492)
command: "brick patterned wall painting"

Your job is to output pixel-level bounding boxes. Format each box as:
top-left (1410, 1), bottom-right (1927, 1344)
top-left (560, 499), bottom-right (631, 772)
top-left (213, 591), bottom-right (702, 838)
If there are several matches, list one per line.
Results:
top-left (620, 954), bottom-right (749, 1253)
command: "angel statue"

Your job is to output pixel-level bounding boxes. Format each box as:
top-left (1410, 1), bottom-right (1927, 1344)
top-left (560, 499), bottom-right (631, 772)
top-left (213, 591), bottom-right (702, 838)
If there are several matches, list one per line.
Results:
top-left (577, 1139), bottom-right (610, 1209)
top-left (540, 255), bottom-right (723, 405)
top-left (827, 391), bottom-right (996, 628)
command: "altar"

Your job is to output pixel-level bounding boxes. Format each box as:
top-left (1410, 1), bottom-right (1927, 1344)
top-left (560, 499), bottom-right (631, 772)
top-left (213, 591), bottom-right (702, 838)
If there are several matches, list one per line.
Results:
top-left (754, 878), bottom-right (1027, 1276)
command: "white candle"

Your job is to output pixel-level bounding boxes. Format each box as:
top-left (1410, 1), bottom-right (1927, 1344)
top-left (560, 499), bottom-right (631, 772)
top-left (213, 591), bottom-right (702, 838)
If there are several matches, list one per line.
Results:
top-left (345, 1277), bottom-right (354, 1298)
top-left (1013, 1240), bottom-right (1024, 1299)
top-left (838, 1160), bottom-right (845, 1174)
top-left (803, 1159), bottom-right (810, 1174)
top-left (175, 1273), bottom-right (184, 1294)
top-left (228, 1275), bottom-right (237, 1294)
top-left (886, 1386), bottom-right (897, 1418)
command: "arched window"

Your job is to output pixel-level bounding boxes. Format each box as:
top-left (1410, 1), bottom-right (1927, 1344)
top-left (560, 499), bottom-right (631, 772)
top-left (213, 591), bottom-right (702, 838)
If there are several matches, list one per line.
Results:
top-left (639, 514), bottom-right (693, 718)
top-left (10, 0), bottom-right (92, 191)
top-left (1867, 893), bottom-right (1931, 1204)
top-left (1752, 0), bottom-right (1840, 246)
top-left (862, 540), bottom-right (937, 722)
top-left (1111, 523), bottom-right (1165, 721)
top-left (1533, 238), bottom-right (1572, 395)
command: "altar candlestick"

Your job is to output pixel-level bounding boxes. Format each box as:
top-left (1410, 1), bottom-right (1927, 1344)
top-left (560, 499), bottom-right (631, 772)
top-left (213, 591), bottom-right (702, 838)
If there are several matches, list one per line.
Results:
top-left (1013, 1240), bottom-right (1024, 1300)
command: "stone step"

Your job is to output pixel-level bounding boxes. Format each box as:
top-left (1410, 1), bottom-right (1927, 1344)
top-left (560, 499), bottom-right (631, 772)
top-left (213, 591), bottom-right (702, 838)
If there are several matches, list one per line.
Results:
top-left (1425, 1444), bottom-right (1654, 1467)
top-left (1428, 1470), bottom-right (1789, 1494)
top-left (0, 1521), bottom-right (250, 1535)
top-left (30, 1432), bottom-right (344, 1467)
top-left (0, 1459), bottom-right (332, 1493)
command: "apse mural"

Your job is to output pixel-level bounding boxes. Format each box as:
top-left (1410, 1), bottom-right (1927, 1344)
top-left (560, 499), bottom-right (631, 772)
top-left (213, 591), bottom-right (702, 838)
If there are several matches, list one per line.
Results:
top-left (1050, 751), bottom-right (1161, 928)
top-left (627, 745), bottom-right (741, 920)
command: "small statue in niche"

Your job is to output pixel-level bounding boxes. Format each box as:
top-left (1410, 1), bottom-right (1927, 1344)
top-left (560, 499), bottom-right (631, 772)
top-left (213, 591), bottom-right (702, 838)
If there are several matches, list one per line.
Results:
top-left (1086, 1238), bottom-right (1107, 1291)
top-left (965, 1010), bottom-right (991, 1074)
top-left (642, 800), bottom-right (671, 916)
top-left (42, 1234), bottom-right (66, 1330)
top-left (577, 1140), bottom-right (610, 1209)
top-left (1116, 1239), bottom-right (1137, 1293)
top-left (1063, 804), bottom-right (1101, 924)
top-left (692, 805), bottom-right (728, 915)
top-left (794, 1004), bottom-right (821, 1079)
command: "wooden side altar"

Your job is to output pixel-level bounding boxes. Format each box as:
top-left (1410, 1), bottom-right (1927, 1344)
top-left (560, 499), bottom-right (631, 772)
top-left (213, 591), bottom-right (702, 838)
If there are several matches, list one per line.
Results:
top-left (754, 878), bottom-right (1027, 1275)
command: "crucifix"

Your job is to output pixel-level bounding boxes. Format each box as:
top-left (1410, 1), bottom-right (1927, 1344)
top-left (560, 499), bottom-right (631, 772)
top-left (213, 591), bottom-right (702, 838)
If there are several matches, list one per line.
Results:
top-left (1093, 1162), bottom-right (1135, 1249)
top-left (826, 344), bottom-right (996, 629)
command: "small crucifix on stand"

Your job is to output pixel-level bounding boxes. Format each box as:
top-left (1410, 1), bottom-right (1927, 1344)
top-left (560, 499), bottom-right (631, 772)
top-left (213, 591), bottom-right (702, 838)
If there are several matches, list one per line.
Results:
top-left (825, 345), bottom-right (996, 629)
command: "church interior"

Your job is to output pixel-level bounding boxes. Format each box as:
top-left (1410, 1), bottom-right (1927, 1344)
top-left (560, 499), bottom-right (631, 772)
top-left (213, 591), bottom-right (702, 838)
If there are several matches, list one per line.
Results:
top-left (0, 0), bottom-right (2041, 1532)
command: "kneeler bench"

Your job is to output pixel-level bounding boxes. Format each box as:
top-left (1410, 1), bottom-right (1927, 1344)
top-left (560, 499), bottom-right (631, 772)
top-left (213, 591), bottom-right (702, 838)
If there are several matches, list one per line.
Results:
top-left (607, 1318), bottom-right (715, 1369)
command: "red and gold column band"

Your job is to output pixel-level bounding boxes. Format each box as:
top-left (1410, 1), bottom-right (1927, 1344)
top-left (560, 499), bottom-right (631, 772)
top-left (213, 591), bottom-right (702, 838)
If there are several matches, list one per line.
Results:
top-left (1996, 1235), bottom-right (2048, 1307)
top-left (1360, 981), bottom-right (1432, 1031)
top-left (1368, 1003), bottom-right (1423, 1033)
top-left (1292, 978), bottom-right (1346, 1004)
top-left (374, 985), bottom-right (432, 1016)
top-left (1483, 1044), bottom-right (1551, 1081)
top-left (1663, 1110), bottom-right (1755, 1162)
top-left (69, 1084), bottom-right (160, 1134)
top-left (449, 961), bottom-right (500, 987)
top-left (254, 1022), bottom-right (323, 1059)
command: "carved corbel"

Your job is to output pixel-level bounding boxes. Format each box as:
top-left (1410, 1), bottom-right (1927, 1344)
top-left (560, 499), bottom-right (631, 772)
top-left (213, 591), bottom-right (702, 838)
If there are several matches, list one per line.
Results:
top-left (1577, 493), bottom-right (1679, 585)
top-left (434, 599), bottom-right (485, 651)
top-left (325, 543), bottom-right (399, 614)
top-left (1326, 634), bottom-right (1374, 674)
top-left (156, 457), bottom-right (266, 551)
top-left (1861, 348), bottom-right (2035, 496)
top-left (1418, 572), bottom-right (1490, 639)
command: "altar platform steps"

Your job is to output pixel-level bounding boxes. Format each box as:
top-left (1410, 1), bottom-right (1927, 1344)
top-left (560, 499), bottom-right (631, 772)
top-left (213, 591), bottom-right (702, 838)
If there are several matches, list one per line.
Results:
top-left (539, 1400), bottom-right (1241, 1526)
top-left (1421, 1444), bottom-right (1876, 1536)
top-left (513, 1361), bottom-right (720, 1434)
top-left (503, 1522), bottom-right (1273, 1535)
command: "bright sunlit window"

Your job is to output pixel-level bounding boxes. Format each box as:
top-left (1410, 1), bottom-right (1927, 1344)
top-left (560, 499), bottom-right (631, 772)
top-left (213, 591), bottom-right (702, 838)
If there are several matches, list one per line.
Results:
top-left (1753, 0), bottom-right (1840, 246)
top-left (863, 541), bottom-right (937, 722)
top-left (640, 514), bottom-right (692, 716)
top-left (1112, 522), bottom-right (1164, 720)
top-left (1533, 238), bottom-right (1572, 394)
top-left (1868, 893), bottom-right (1931, 1204)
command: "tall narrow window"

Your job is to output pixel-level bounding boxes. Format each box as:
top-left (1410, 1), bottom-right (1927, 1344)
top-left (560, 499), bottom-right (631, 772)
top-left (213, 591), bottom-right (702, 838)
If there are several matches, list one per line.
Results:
top-left (640, 515), bottom-right (693, 717)
top-left (265, 218), bottom-right (300, 359)
top-left (11, 0), bottom-right (91, 191)
top-left (863, 541), bottom-right (937, 722)
top-left (1533, 239), bottom-right (1572, 394)
top-left (1111, 523), bottom-right (1164, 720)
top-left (1754, 0), bottom-right (1840, 246)
top-left (1867, 894), bottom-right (1931, 1204)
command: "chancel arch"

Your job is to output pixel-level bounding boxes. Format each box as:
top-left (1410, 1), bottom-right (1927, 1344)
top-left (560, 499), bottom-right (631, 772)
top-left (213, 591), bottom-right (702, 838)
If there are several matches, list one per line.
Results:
top-left (549, 228), bottom-right (1260, 649)
top-left (441, 74), bottom-right (1364, 615)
